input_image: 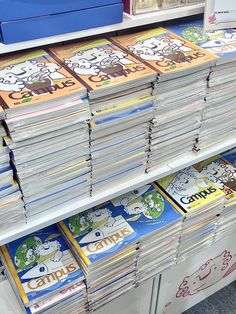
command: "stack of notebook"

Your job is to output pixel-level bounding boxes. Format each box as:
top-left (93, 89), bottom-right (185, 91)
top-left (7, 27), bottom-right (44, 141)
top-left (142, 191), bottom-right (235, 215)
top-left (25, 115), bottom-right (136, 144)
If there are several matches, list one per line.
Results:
top-left (0, 123), bottom-right (25, 233)
top-left (0, 256), bottom-right (5, 281)
top-left (59, 183), bottom-right (183, 310)
top-left (195, 148), bottom-right (236, 241)
top-left (124, 184), bottom-right (183, 283)
top-left (112, 27), bottom-right (217, 170)
top-left (0, 49), bottom-right (91, 219)
top-left (156, 166), bottom-right (225, 262)
top-left (0, 225), bottom-right (87, 314)
top-left (59, 204), bottom-right (137, 311)
top-left (216, 148), bottom-right (236, 239)
top-left (167, 19), bottom-right (236, 150)
top-left (50, 39), bottom-right (156, 194)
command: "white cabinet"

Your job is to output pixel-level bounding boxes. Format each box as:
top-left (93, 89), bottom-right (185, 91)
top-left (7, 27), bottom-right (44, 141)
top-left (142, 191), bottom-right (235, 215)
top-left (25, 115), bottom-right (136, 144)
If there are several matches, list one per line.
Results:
top-left (156, 233), bottom-right (236, 314)
top-left (95, 277), bottom-right (157, 314)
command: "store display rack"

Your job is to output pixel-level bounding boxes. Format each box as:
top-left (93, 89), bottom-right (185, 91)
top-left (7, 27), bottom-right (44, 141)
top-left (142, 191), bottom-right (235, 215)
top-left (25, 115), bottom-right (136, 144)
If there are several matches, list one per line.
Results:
top-left (0, 3), bottom-right (204, 54)
top-left (0, 136), bottom-right (235, 246)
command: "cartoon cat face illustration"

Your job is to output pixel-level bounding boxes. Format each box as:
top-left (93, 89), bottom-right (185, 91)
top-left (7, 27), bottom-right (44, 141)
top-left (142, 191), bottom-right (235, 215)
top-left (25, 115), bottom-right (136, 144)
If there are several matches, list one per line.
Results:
top-left (87, 207), bottom-right (112, 223)
top-left (64, 47), bottom-right (132, 76)
top-left (167, 168), bottom-right (209, 197)
top-left (75, 47), bottom-right (113, 64)
top-left (201, 167), bottom-right (224, 189)
top-left (0, 70), bottom-right (24, 92)
top-left (202, 161), bottom-right (236, 183)
top-left (128, 37), bottom-right (189, 63)
top-left (0, 60), bottom-right (64, 92)
top-left (64, 54), bottom-right (100, 76)
top-left (128, 41), bottom-right (163, 61)
top-left (124, 199), bottom-right (147, 215)
top-left (35, 240), bottom-right (61, 257)
top-left (167, 168), bottom-right (198, 196)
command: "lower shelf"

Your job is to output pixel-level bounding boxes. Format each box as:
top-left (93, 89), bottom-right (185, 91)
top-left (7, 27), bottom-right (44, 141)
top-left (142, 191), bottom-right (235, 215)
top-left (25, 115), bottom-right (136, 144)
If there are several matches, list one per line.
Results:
top-left (0, 136), bottom-right (235, 246)
top-left (1, 232), bottom-right (236, 314)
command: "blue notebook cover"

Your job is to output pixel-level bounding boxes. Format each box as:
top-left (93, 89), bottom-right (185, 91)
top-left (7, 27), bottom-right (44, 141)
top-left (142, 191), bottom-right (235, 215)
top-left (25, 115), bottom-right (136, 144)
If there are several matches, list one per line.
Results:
top-left (59, 183), bottom-right (183, 266)
top-left (1, 225), bottom-right (84, 307)
top-left (166, 19), bottom-right (236, 59)
top-left (221, 148), bottom-right (236, 166)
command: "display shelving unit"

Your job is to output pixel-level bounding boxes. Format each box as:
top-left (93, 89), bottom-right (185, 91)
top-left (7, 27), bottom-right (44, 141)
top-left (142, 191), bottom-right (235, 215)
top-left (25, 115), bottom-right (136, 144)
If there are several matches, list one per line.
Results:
top-left (0, 2), bottom-right (208, 246)
top-left (1, 2), bottom-right (236, 313)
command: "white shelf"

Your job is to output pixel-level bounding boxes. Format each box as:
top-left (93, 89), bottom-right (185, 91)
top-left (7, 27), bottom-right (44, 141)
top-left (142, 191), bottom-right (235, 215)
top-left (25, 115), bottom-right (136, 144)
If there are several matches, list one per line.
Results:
top-left (0, 4), bottom-right (204, 54)
top-left (0, 136), bottom-right (235, 246)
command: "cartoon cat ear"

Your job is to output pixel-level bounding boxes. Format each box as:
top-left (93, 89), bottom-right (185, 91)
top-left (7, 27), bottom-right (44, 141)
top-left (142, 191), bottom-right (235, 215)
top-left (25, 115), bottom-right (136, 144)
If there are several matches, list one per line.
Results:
top-left (64, 58), bottom-right (71, 64)
top-left (29, 60), bottom-right (37, 65)
top-left (76, 52), bottom-right (83, 56)
top-left (36, 62), bottom-right (45, 67)
top-left (4, 65), bottom-right (14, 70)
top-left (104, 49), bottom-right (112, 54)
top-left (120, 197), bottom-right (129, 206)
top-left (162, 38), bottom-right (170, 43)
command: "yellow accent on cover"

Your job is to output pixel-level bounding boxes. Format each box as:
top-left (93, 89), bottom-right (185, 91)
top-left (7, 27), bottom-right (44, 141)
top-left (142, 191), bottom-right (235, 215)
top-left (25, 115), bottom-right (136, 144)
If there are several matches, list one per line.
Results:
top-left (58, 221), bottom-right (91, 266)
top-left (93, 95), bottom-right (154, 117)
top-left (0, 246), bottom-right (29, 305)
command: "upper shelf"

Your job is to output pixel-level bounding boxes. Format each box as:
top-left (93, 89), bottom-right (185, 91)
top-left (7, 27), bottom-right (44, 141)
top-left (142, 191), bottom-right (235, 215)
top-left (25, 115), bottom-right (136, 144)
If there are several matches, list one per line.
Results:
top-left (0, 3), bottom-right (204, 55)
top-left (0, 136), bottom-right (235, 246)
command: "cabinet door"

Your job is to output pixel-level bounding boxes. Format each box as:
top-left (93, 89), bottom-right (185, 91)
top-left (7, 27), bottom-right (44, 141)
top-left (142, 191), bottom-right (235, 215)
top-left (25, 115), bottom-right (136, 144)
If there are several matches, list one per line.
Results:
top-left (95, 277), bottom-right (155, 314)
top-left (0, 281), bottom-right (24, 314)
top-left (156, 233), bottom-right (236, 314)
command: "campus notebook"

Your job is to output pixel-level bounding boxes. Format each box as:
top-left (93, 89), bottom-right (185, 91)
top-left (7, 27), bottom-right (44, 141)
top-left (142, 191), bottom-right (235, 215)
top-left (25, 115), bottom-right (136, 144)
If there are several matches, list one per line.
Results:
top-left (111, 27), bottom-right (218, 80)
top-left (156, 166), bottom-right (225, 215)
top-left (0, 49), bottom-right (87, 117)
top-left (194, 155), bottom-right (236, 208)
top-left (0, 224), bottom-right (84, 308)
top-left (50, 38), bottom-right (156, 99)
top-left (166, 19), bottom-right (236, 64)
top-left (59, 183), bottom-right (183, 268)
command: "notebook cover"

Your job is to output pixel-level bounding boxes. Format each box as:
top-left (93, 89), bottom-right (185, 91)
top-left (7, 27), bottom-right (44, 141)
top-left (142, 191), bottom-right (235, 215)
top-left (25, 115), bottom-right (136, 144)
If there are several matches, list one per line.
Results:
top-left (166, 19), bottom-right (236, 59)
top-left (194, 156), bottom-right (236, 206)
top-left (59, 183), bottom-right (182, 266)
top-left (156, 166), bottom-right (225, 212)
top-left (111, 27), bottom-right (218, 75)
top-left (50, 38), bottom-right (156, 94)
top-left (0, 49), bottom-right (86, 111)
top-left (0, 225), bottom-right (84, 306)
